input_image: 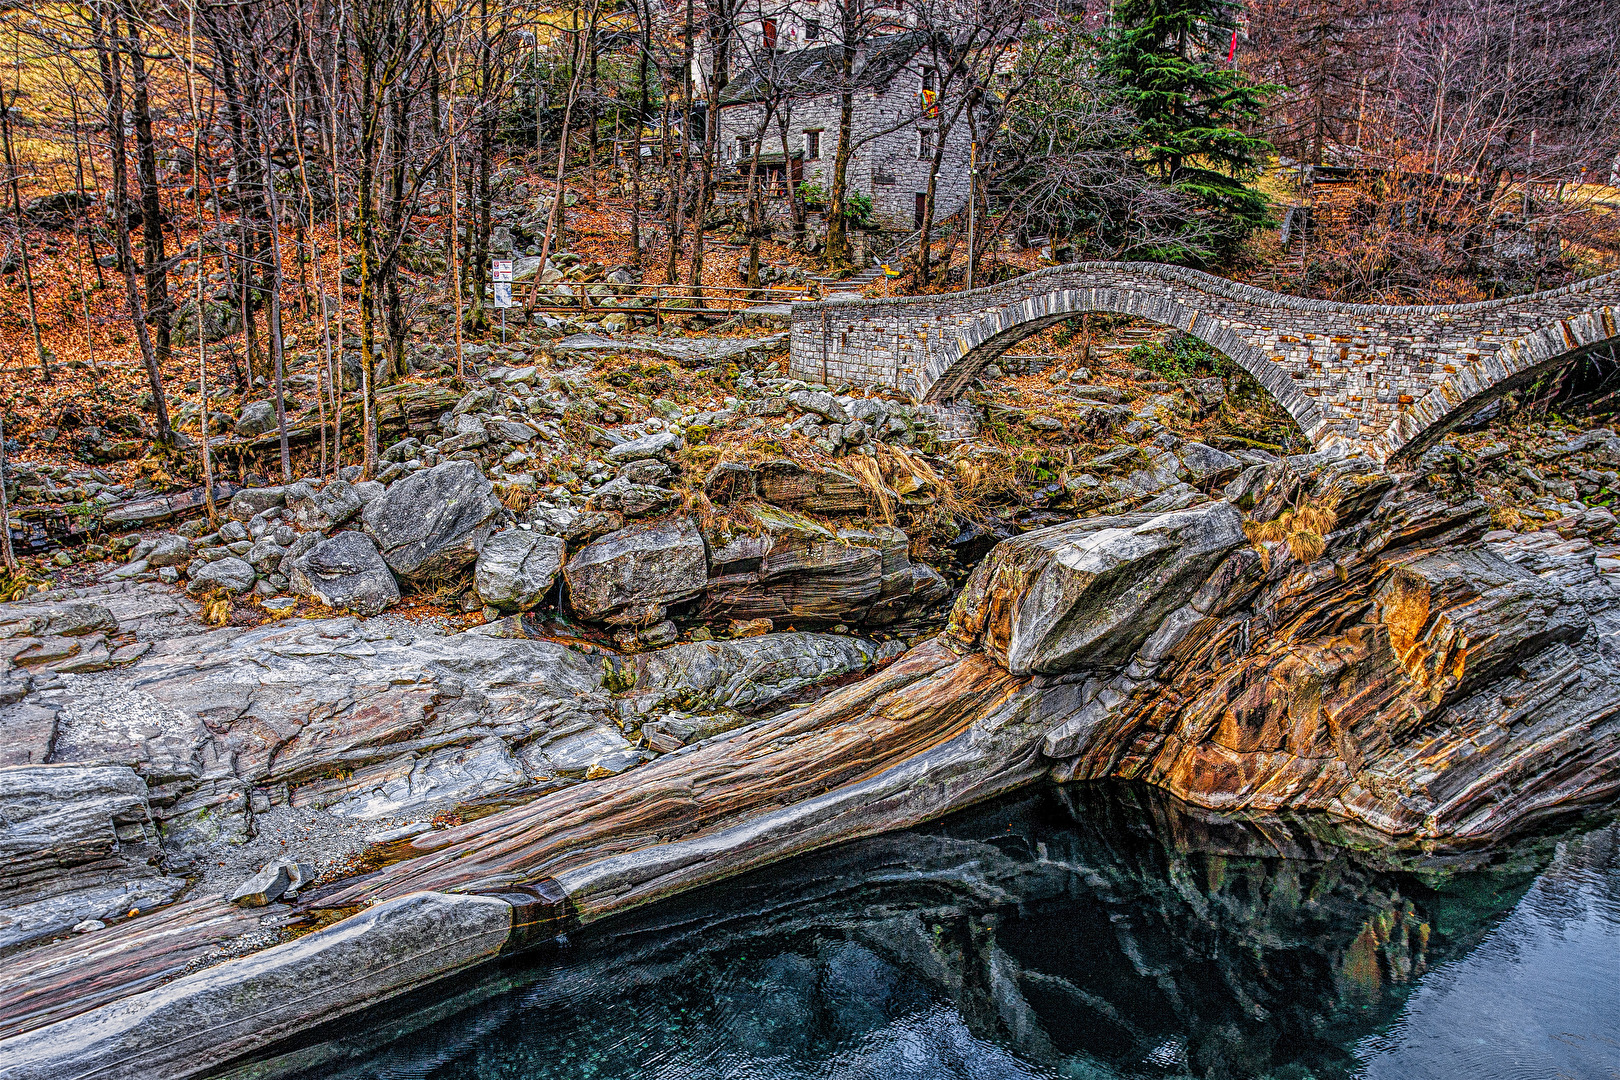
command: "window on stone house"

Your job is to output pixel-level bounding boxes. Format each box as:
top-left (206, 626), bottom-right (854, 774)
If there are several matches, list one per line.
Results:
top-left (804, 129), bottom-right (821, 159)
top-left (921, 66), bottom-right (937, 92)
top-left (804, 18), bottom-right (821, 39)
top-left (762, 18), bottom-right (777, 50)
top-left (917, 128), bottom-right (933, 160)
top-left (737, 136), bottom-right (751, 161)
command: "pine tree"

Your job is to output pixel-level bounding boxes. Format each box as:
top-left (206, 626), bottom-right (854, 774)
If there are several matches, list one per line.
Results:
top-left (1103, 0), bottom-right (1276, 262)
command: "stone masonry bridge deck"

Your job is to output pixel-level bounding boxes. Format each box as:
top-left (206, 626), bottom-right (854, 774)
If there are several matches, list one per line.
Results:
top-left (788, 262), bottom-right (1620, 462)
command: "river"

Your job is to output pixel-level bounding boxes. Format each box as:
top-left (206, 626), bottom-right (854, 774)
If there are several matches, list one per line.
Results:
top-left (246, 783), bottom-right (1620, 1080)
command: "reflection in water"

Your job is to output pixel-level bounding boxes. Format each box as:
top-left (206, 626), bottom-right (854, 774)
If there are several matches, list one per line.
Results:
top-left (260, 784), bottom-right (1620, 1080)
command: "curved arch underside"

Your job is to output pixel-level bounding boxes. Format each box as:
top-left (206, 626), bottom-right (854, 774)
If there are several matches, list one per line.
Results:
top-left (917, 291), bottom-right (1329, 448)
top-left (788, 262), bottom-right (1620, 462)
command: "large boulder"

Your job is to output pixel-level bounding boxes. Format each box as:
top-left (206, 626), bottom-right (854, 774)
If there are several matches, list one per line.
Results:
top-left (144, 534), bottom-right (193, 569)
top-left (947, 501), bottom-right (1246, 675)
top-left (701, 511), bottom-right (947, 628)
top-left (185, 556), bottom-right (257, 596)
top-left (604, 432), bottom-right (682, 463)
top-left (474, 529), bottom-right (565, 612)
top-left (564, 517), bottom-right (708, 626)
top-left (361, 461), bottom-right (507, 582)
top-left (622, 632), bottom-right (894, 714)
top-left (227, 486), bottom-right (288, 522)
top-left (234, 401), bottom-right (278, 437)
top-left (0, 765), bottom-right (186, 953)
top-left (285, 479), bottom-right (363, 532)
top-left (289, 531), bottom-right (400, 617)
top-left (753, 459), bottom-right (870, 515)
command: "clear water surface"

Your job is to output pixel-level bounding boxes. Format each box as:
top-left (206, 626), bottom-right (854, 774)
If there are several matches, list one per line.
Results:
top-left (258, 783), bottom-right (1620, 1080)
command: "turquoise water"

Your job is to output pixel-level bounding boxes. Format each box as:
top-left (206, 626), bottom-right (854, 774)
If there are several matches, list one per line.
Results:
top-left (265, 784), bottom-right (1620, 1080)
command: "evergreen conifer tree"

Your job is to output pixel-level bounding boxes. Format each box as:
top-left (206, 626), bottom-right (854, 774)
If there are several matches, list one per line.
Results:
top-left (1103, 0), bottom-right (1276, 262)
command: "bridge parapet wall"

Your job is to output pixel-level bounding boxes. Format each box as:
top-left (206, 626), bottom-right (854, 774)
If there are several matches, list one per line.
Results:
top-left (790, 262), bottom-right (1620, 460)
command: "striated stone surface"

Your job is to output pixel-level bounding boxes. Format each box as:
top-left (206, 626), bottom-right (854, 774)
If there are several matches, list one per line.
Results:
top-left (1034, 461), bottom-right (1620, 839)
top-left (474, 529), bottom-right (566, 612)
top-left (0, 765), bottom-right (186, 953)
top-left (288, 531), bottom-right (400, 617)
top-left (701, 512), bottom-right (947, 628)
top-left (753, 459), bottom-right (871, 515)
top-left (0, 891), bottom-right (515, 1080)
top-left (946, 501), bottom-right (1246, 675)
top-left (620, 631), bottom-right (894, 714)
top-left (11, 446), bottom-right (1620, 1079)
top-left (564, 517), bottom-right (708, 626)
top-left (362, 461), bottom-right (508, 582)
top-left (27, 615), bottom-right (621, 832)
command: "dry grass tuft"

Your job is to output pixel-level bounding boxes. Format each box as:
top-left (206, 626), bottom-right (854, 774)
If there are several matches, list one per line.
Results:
top-left (1248, 495), bottom-right (1340, 568)
top-left (200, 594), bottom-right (232, 627)
top-left (842, 453), bottom-right (895, 525)
top-left (498, 484), bottom-right (534, 513)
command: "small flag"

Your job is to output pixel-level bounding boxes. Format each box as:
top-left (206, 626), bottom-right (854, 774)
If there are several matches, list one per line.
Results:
top-left (1229, 29), bottom-right (1238, 61)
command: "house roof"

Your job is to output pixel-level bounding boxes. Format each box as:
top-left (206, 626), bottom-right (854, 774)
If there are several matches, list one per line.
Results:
top-left (720, 32), bottom-right (938, 106)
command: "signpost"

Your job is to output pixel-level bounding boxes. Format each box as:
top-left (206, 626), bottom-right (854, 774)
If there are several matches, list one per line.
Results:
top-left (492, 257), bottom-right (513, 342)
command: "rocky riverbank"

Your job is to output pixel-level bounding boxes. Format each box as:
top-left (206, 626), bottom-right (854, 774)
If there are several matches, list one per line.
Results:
top-left (5, 433), bottom-right (1620, 1078)
top-left (8, 317), bottom-right (1620, 1076)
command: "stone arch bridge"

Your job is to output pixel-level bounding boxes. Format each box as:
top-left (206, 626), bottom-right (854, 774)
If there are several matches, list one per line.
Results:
top-left (788, 262), bottom-right (1620, 462)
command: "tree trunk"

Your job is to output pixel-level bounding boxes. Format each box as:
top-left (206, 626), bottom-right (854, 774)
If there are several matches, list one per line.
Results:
top-left (684, 1), bottom-right (730, 297)
top-left (826, 21), bottom-right (856, 274)
top-left (260, 132), bottom-right (291, 481)
top-left (96, 4), bottom-right (171, 445)
top-left (744, 106), bottom-right (772, 295)
top-left (126, 6), bottom-right (171, 369)
top-left (629, 8), bottom-right (651, 264)
top-left (0, 92), bottom-right (50, 382)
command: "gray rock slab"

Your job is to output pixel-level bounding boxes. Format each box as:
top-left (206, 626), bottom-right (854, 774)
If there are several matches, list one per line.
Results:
top-left (362, 461), bottom-right (507, 582)
top-left (950, 501), bottom-right (1246, 675)
top-left (0, 891), bottom-right (515, 1080)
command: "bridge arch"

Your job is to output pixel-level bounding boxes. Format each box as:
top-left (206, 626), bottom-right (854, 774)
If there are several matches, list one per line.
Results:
top-left (1379, 308), bottom-right (1620, 463)
top-left (918, 287), bottom-right (1330, 448)
top-left (790, 262), bottom-right (1620, 462)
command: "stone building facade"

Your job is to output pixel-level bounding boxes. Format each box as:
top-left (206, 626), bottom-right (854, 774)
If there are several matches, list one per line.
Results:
top-left (714, 33), bottom-right (978, 233)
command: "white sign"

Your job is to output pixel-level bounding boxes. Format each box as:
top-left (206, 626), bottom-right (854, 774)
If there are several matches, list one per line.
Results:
top-left (492, 257), bottom-right (513, 309)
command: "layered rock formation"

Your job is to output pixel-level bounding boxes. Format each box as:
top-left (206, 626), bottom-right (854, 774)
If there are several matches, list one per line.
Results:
top-left (5, 449), bottom-right (1620, 1077)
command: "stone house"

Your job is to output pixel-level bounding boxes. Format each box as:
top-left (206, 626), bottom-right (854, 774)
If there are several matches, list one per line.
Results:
top-left (712, 32), bottom-right (980, 234)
